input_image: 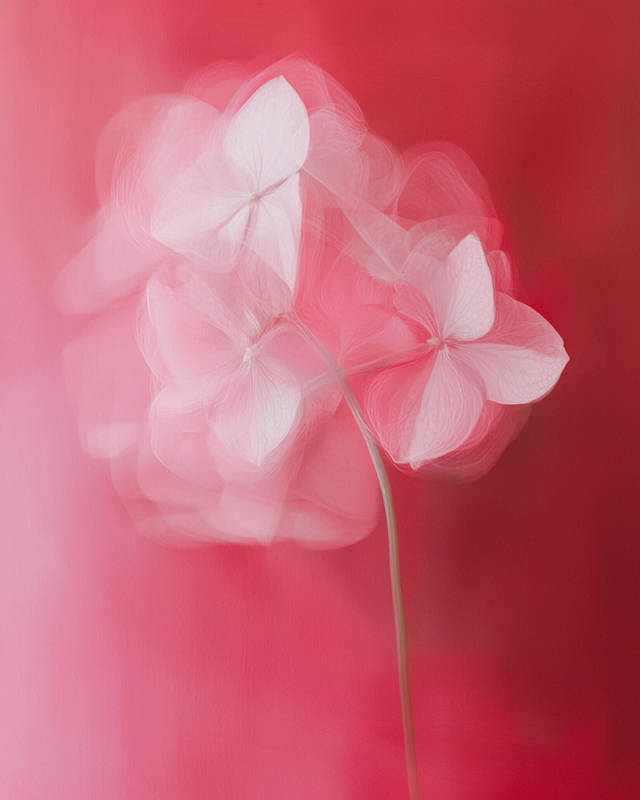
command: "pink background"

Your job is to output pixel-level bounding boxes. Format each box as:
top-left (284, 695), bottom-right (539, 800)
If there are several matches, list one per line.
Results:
top-left (1, 1), bottom-right (639, 797)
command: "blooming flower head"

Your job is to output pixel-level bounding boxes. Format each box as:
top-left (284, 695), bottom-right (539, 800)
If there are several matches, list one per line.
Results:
top-left (58, 56), bottom-right (569, 546)
top-left (141, 272), bottom-right (304, 470)
top-left (150, 76), bottom-right (310, 294)
top-left (366, 232), bottom-right (569, 468)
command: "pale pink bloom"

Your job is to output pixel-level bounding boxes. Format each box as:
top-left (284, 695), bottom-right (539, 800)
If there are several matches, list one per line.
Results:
top-left (198, 400), bottom-right (380, 547)
top-left (141, 273), bottom-right (306, 470)
top-left (366, 233), bottom-right (569, 468)
top-left (136, 400), bottom-right (380, 547)
top-left (55, 97), bottom-right (224, 313)
top-left (58, 57), bottom-right (570, 547)
top-left (61, 273), bottom-right (381, 547)
top-left (150, 77), bottom-right (310, 292)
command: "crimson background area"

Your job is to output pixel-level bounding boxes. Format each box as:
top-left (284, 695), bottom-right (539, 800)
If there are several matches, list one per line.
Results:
top-left (1, 2), bottom-right (639, 798)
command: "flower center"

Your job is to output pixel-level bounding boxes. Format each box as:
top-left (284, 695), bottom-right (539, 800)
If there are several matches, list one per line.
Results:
top-left (427, 335), bottom-right (445, 351)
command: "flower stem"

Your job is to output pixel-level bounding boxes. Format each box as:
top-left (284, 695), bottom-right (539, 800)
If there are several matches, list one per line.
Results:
top-left (304, 342), bottom-right (428, 398)
top-left (290, 315), bottom-right (421, 800)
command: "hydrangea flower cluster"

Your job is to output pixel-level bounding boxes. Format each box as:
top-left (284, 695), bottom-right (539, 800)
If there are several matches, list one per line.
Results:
top-left (58, 57), bottom-right (568, 548)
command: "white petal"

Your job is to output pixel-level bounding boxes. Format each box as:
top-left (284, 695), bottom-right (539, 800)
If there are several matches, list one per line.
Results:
top-left (340, 200), bottom-right (412, 281)
top-left (465, 344), bottom-right (568, 404)
top-left (223, 77), bottom-right (310, 191)
top-left (216, 202), bottom-right (253, 264)
top-left (247, 175), bottom-right (302, 290)
top-left (408, 348), bottom-right (484, 467)
top-left (150, 159), bottom-right (250, 264)
top-left (457, 293), bottom-right (570, 404)
top-left (434, 232), bottom-right (495, 341)
top-left (144, 278), bottom-right (240, 385)
top-left (211, 356), bottom-right (301, 467)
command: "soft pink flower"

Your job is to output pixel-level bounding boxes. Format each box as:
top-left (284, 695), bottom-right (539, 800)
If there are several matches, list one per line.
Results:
top-left (366, 232), bottom-right (569, 468)
top-left (150, 77), bottom-right (310, 292)
top-left (59, 58), bottom-right (570, 548)
top-left (141, 272), bottom-right (307, 470)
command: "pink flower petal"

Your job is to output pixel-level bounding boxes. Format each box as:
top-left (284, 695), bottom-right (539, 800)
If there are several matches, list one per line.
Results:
top-left (64, 301), bottom-right (152, 459)
top-left (457, 293), bottom-right (570, 404)
top-left (202, 478), bottom-right (288, 543)
top-left (305, 106), bottom-right (365, 204)
top-left (144, 278), bottom-right (239, 386)
top-left (407, 348), bottom-right (485, 466)
top-left (55, 206), bottom-right (156, 314)
top-left (393, 283), bottom-right (437, 334)
top-left (435, 232), bottom-right (496, 341)
top-left (150, 155), bottom-right (250, 265)
top-left (294, 404), bottom-right (379, 520)
top-left (339, 305), bottom-right (419, 369)
top-left (278, 403), bottom-right (381, 547)
top-left (143, 414), bottom-right (224, 498)
top-left (210, 355), bottom-right (302, 467)
top-left (365, 354), bottom-right (437, 464)
top-left (223, 76), bottom-right (310, 191)
top-left (341, 200), bottom-right (412, 280)
top-left (247, 174), bottom-right (302, 290)
top-left (366, 347), bottom-right (485, 467)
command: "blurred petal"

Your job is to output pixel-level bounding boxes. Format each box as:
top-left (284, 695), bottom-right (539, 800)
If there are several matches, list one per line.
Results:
top-left (396, 145), bottom-right (495, 222)
top-left (339, 305), bottom-right (418, 368)
top-left (202, 478), bottom-right (287, 543)
top-left (150, 156), bottom-right (250, 265)
top-left (305, 106), bottom-right (365, 203)
top-left (294, 405), bottom-right (379, 521)
top-left (55, 206), bottom-right (155, 314)
top-left (393, 283), bottom-right (438, 334)
top-left (224, 76), bottom-right (310, 191)
top-left (145, 278), bottom-right (239, 385)
top-left (64, 302), bottom-right (151, 460)
top-left (341, 200), bottom-right (412, 280)
top-left (144, 415), bottom-right (223, 497)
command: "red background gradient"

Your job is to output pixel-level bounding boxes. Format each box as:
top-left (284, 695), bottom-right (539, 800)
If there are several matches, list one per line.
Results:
top-left (1, 1), bottom-right (639, 798)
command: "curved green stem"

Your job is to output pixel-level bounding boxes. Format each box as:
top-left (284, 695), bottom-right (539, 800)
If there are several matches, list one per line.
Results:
top-left (290, 315), bottom-right (421, 800)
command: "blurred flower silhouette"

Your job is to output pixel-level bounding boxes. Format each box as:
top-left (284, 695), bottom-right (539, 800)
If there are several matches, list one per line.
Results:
top-left (54, 56), bottom-right (572, 800)
top-left (57, 56), bottom-right (569, 549)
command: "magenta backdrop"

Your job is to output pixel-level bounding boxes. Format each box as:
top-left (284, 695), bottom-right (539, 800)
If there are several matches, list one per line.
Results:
top-left (1, 1), bottom-right (639, 798)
